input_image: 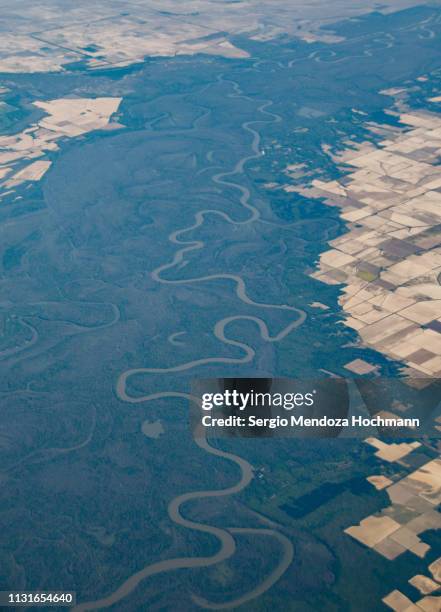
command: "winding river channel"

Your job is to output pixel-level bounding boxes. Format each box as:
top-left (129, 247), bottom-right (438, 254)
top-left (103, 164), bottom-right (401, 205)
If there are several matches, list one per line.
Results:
top-left (74, 78), bottom-right (305, 610)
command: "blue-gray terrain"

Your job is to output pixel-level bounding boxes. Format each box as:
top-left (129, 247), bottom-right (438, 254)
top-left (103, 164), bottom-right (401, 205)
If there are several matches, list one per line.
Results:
top-left (1, 5), bottom-right (441, 611)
